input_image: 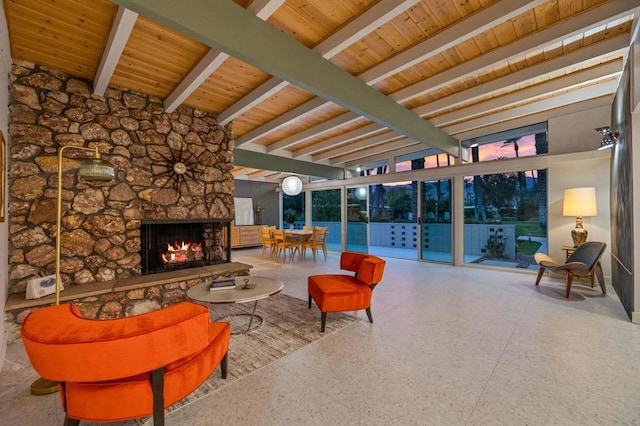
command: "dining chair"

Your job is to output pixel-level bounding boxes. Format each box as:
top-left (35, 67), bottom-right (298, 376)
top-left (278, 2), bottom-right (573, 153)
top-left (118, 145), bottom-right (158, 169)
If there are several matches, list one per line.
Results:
top-left (260, 226), bottom-right (276, 258)
top-left (21, 302), bottom-right (230, 426)
top-left (534, 241), bottom-right (607, 298)
top-left (273, 229), bottom-right (300, 261)
top-left (302, 227), bottom-right (328, 261)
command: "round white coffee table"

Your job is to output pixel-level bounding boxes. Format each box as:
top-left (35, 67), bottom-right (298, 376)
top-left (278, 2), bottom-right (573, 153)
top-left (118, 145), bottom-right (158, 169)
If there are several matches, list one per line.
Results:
top-left (187, 276), bottom-right (284, 333)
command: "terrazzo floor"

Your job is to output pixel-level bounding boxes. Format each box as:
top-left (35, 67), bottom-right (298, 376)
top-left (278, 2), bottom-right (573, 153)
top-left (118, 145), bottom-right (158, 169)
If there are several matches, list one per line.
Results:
top-left (2, 248), bottom-right (639, 425)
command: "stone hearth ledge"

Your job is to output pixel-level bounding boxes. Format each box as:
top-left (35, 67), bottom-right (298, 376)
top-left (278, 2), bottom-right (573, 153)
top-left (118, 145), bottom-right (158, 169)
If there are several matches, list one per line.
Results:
top-left (5, 262), bottom-right (252, 312)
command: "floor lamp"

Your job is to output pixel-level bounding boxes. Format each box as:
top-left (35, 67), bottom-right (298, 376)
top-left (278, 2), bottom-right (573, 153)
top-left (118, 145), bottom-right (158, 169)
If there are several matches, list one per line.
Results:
top-left (30, 146), bottom-right (115, 395)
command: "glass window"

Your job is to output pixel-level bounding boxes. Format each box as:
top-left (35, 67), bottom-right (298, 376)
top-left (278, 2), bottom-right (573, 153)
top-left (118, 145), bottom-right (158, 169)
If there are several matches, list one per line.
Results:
top-left (463, 168), bottom-right (547, 270)
top-left (462, 123), bottom-right (548, 163)
top-left (311, 189), bottom-right (341, 250)
top-left (283, 193), bottom-right (305, 229)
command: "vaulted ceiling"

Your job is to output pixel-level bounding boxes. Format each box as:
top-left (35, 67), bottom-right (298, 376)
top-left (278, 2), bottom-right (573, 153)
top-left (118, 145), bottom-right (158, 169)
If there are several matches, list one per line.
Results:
top-left (3, 0), bottom-right (638, 182)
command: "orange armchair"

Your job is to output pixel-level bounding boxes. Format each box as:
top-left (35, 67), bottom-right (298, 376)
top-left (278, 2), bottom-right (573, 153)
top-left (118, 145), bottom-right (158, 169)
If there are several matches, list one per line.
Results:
top-left (21, 301), bottom-right (230, 426)
top-left (308, 252), bottom-right (386, 332)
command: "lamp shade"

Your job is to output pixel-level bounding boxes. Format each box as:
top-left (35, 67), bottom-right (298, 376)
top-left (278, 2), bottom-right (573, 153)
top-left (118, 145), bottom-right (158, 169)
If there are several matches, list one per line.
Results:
top-left (563, 187), bottom-right (597, 217)
top-left (79, 158), bottom-right (116, 181)
top-left (282, 176), bottom-right (303, 196)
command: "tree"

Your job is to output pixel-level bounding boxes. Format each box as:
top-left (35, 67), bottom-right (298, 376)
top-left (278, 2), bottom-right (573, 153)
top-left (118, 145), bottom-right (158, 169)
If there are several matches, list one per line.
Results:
top-left (534, 132), bottom-right (548, 231)
top-left (482, 171), bottom-right (518, 218)
top-left (387, 186), bottom-right (412, 220)
top-left (471, 146), bottom-right (487, 222)
top-left (503, 138), bottom-right (527, 195)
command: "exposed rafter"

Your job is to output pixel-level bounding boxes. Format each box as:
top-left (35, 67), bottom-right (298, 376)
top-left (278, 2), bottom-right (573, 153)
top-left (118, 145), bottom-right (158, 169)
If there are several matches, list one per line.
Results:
top-left (218, 0), bottom-right (422, 125)
top-left (113, 0), bottom-right (460, 156)
top-left (162, 0), bottom-right (285, 112)
top-left (93, 6), bottom-right (138, 96)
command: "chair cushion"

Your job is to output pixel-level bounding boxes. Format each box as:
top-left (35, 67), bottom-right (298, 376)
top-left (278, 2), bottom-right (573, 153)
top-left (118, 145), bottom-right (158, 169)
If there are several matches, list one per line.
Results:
top-left (62, 321), bottom-right (231, 422)
top-left (21, 302), bottom-right (211, 382)
top-left (308, 274), bottom-right (372, 312)
top-left (567, 241), bottom-right (606, 270)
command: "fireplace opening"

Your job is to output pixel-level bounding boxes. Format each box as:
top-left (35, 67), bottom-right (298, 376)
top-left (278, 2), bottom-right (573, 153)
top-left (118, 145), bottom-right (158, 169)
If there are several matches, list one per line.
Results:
top-left (141, 219), bottom-right (231, 275)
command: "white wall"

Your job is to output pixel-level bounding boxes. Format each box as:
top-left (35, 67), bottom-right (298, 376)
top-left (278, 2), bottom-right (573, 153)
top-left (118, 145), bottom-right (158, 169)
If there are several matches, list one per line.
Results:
top-left (0, 4), bottom-right (10, 369)
top-left (548, 105), bottom-right (611, 155)
top-left (547, 157), bottom-right (612, 278)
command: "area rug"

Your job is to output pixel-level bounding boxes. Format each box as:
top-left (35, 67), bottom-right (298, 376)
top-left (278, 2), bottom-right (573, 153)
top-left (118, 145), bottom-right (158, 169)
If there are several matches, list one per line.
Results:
top-left (141, 293), bottom-right (359, 422)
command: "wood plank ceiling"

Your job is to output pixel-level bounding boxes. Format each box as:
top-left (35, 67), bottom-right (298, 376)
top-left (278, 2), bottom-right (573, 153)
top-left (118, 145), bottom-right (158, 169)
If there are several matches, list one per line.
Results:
top-left (3, 0), bottom-right (638, 182)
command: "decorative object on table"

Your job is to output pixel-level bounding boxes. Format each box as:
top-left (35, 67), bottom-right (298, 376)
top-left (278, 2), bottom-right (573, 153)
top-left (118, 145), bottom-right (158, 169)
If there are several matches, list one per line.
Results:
top-left (255, 203), bottom-right (264, 225)
top-left (29, 145), bottom-right (115, 396)
top-left (562, 187), bottom-right (597, 247)
top-left (534, 241), bottom-right (607, 298)
top-left (285, 210), bottom-right (297, 230)
top-left (25, 274), bottom-right (59, 300)
top-left (210, 278), bottom-right (236, 291)
top-left (21, 301), bottom-right (230, 425)
top-left (281, 175), bottom-right (303, 196)
top-left (308, 251), bottom-right (386, 332)
top-left (595, 126), bottom-right (618, 151)
top-left (241, 278), bottom-right (257, 290)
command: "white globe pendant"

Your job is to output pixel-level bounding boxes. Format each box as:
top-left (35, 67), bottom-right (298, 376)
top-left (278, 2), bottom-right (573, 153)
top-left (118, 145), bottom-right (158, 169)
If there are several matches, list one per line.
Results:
top-left (282, 176), bottom-right (303, 196)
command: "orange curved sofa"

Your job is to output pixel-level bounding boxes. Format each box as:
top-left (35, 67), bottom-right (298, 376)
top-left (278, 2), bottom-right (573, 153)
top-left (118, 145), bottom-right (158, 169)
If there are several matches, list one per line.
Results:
top-left (21, 301), bottom-right (230, 425)
top-left (308, 252), bottom-right (386, 331)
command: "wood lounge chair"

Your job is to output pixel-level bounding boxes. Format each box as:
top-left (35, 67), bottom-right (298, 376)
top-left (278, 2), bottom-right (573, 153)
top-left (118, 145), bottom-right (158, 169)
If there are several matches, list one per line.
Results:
top-left (534, 241), bottom-right (607, 298)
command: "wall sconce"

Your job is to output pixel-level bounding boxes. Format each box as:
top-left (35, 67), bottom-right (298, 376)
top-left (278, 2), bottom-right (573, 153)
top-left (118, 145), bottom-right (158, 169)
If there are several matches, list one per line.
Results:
top-left (595, 126), bottom-right (618, 150)
top-left (562, 187), bottom-right (597, 247)
top-left (281, 176), bottom-right (303, 196)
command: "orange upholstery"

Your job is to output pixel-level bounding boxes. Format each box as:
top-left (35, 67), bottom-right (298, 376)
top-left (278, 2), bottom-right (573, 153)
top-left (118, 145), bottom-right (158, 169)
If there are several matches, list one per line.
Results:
top-left (308, 252), bottom-right (386, 332)
top-left (21, 302), bottom-right (230, 425)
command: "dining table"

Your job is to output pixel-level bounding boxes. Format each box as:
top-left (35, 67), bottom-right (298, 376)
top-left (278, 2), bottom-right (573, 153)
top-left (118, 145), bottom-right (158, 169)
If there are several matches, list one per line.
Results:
top-left (284, 229), bottom-right (313, 260)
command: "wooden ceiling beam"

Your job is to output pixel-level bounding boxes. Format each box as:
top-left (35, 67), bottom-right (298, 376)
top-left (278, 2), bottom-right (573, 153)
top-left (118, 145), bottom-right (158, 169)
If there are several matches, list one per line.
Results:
top-left (115, 0), bottom-right (460, 156)
top-left (432, 60), bottom-right (623, 128)
top-left (265, 111), bottom-right (360, 153)
top-left (93, 6), bottom-right (138, 96)
top-left (236, 97), bottom-right (329, 147)
top-left (280, 28), bottom-right (629, 162)
top-left (443, 79), bottom-right (618, 135)
top-left (218, 0), bottom-right (421, 125)
top-left (390, 0), bottom-right (639, 103)
top-left (331, 138), bottom-right (418, 165)
top-left (360, 0), bottom-right (547, 86)
top-left (163, 0), bottom-right (284, 113)
top-left (293, 123), bottom-right (399, 158)
top-left (314, 131), bottom-right (405, 162)
top-left (412, 34), bottom-right (629, 117)
top-left (240, 0), bottom-right (547, 155)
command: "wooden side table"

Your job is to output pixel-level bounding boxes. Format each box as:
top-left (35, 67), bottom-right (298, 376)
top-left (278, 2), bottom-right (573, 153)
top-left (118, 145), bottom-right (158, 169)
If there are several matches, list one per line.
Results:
top-left (561, 245), bottom-right (595, 287)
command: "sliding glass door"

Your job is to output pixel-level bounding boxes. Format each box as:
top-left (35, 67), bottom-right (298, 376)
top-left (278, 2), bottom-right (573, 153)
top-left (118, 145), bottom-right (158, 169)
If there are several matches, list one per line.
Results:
top-left (346, 186), bottom-right (368, 253)
top-left (420, 179), bottom-right (452, 263)
top-left (310, 188), bottom-right (341, 250)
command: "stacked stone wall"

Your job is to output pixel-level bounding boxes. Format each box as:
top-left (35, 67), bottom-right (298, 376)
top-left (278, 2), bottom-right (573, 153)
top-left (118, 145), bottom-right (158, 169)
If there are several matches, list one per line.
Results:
top-left (7, 61), bottom-right (235, 297)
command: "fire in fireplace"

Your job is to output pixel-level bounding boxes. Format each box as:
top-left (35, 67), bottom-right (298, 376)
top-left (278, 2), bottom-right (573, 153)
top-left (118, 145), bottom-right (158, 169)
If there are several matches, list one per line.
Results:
top-left (161, 241), bottom-right (203, 264)
top-left (141, 219), bottom-right (231, 275)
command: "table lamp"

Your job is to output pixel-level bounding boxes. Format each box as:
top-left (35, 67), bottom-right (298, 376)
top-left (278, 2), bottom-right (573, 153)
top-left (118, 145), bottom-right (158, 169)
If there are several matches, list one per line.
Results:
top-left (562, 187), bottom-right (597, 247)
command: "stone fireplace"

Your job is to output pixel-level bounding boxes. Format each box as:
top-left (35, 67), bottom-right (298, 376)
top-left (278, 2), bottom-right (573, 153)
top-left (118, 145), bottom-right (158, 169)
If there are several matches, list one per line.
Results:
top-left (140, 219), bottom-right (231, 275)
top-left (7, 62), bottom-right (237, 298)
